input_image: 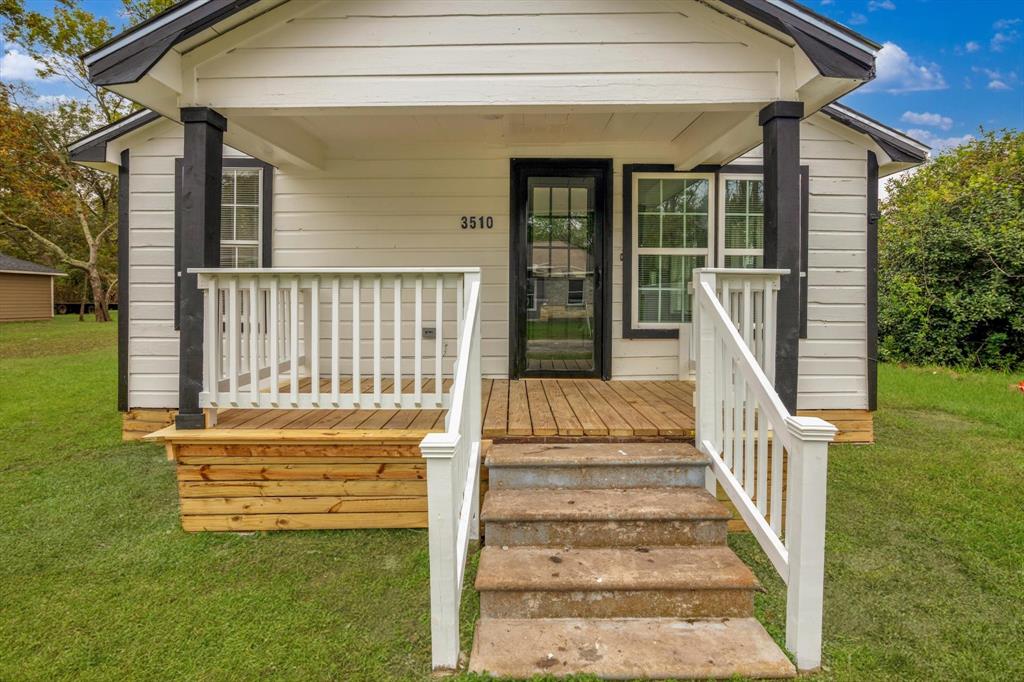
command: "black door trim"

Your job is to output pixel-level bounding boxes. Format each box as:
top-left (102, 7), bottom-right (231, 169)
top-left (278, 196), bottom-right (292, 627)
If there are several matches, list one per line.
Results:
top-left (509, 158), bottom-right (613, 380)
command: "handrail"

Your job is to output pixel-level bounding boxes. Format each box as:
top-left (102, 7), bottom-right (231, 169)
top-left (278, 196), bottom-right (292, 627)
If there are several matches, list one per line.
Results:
top-left (693, 267), bottom-right (836, 672)
top-left (419, 272), bottom-right (482, 671)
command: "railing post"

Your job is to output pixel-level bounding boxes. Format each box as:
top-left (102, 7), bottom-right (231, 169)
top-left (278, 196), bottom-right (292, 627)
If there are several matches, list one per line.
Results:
top-left (420, 434), bottom-right (461, 670)
top-left (694, 270), bottom-right (718, 496)
top-left (784, 415), bottom-right (837, 671)
top-left (464, 272), bottom-right (482, 542)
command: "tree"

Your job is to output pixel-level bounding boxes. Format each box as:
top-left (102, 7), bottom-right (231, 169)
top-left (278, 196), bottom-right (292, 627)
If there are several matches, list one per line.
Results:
top-left (879, 130), bottom-right (1024, 370)
top-left (0, 0), bottom-right (175, 320)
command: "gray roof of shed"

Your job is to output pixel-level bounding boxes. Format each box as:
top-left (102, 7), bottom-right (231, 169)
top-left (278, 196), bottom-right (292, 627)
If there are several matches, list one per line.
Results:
top-left (0, 253), bottom-right (65, 276)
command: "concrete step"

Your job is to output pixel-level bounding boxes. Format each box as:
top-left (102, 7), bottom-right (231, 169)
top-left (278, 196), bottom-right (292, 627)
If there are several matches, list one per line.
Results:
top-left (476, 545), bottom-right (758, 619)
top-left (486, 442), bottom-right (707, 490)
top-left (469, 617), bottom-right (796, 679)
top-left (481, 487), bottom-right (730, 547)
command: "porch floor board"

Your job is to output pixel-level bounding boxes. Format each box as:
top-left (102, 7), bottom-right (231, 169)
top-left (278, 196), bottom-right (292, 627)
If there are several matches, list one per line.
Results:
top-left (212, 379), bottom-right (695, 442)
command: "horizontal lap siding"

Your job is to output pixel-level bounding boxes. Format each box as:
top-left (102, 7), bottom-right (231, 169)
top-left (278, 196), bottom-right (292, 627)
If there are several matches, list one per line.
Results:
top-left (0, 273), bottom-right (52, 321)
top-left (736, 118), bottom-right (869, 410)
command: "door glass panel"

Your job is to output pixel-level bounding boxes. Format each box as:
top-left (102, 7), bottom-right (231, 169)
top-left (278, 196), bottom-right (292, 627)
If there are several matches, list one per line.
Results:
top-left (527, 176), bottom-right (596, 373)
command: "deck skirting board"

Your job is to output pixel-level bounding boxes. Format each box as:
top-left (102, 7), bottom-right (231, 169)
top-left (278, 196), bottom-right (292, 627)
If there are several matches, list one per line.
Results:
top-left (122, 408), bottom-right (177, 441)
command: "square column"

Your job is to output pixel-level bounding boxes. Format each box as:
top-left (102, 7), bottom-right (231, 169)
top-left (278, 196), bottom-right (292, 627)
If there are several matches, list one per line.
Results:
top-left (176, 107), bottom-right (227, 429)
top-left (759, 101), bottom-right (803, 412)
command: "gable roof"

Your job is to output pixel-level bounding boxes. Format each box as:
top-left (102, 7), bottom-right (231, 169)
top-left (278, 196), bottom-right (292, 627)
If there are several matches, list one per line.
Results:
top-left (0, 253), bottom-right (65, 276)
top-left (821, 103), bottom-right (930, 163)
top-left (68, 108), bottom-right (163, 163)
top-left (82, 0), bottom-right (879, 86)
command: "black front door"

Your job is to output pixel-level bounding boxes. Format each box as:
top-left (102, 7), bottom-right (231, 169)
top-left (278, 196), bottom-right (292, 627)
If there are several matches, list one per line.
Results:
top-left (510, 159), bottom-right (611, 379)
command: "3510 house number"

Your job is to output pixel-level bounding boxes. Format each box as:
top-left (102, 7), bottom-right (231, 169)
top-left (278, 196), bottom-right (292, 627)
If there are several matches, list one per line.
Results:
top-left (460, 216), bottom-right (494, 229)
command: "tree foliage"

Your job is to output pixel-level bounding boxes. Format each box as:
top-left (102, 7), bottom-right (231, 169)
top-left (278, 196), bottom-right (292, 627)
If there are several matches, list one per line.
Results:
top-left (879, 130), bottom-right (1024, 370)
top-left (0, 0), bottom-right (174, 319)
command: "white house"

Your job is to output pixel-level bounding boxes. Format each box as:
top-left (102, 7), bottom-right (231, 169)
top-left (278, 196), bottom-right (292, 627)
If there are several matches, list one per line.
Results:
top-left (71, 0), bottom-right (927, 678)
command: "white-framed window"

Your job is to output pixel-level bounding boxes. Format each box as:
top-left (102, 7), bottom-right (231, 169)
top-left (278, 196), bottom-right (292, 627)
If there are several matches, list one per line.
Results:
top-left (718, 174), bottom-right (764, 268)
top-left (567, 278), bottom-right (585, 306)
top-left (631, 172), bottom-right (714, 328)
top-left (219, 167), bottom-right (263, 268)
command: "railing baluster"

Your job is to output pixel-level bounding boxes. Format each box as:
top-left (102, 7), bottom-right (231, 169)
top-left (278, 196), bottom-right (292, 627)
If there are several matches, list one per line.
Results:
top-left (331, 276), bottom-right (340, 406)
top-left (373, 276), bottom-right (382, 406)
top-left (352, 277), bottom-right (361, 407)
top-left (227, 278), bottom-right (239, 406)
top-left (269, 278), bottom-right (279, 407)
top-left (289, 277), bottom-right (299, 407)
top-left (414, 275), bottom-right (423, 406)
top-left (742, 280), bottom-right (755, 495)
top-left (435, 275), bottom-right (443, 407)
top-left (394, 275), bottom-right (402, 407)
top-left (248, 277), bottom-right (259, 406)
top-left (309, 277), bottom-right (320, 406)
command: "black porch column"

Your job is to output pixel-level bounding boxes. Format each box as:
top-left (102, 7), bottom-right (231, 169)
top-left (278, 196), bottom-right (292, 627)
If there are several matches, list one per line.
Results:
top-left (175, 107), bottom-right (227, 429)
top-left (759, 101), bottom-right (803, 412)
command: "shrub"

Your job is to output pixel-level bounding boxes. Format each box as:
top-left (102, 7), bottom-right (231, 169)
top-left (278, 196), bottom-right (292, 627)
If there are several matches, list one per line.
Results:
top-left (879, 130), bottom-right (1024, 370)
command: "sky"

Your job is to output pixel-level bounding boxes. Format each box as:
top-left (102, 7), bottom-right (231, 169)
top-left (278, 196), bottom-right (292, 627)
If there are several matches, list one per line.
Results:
top-left (1, 0), bottom-right (1022, 153)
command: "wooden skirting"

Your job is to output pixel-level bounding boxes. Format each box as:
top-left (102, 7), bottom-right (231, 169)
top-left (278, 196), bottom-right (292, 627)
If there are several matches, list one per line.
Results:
top-left (122, 409), bottom-right (177, 441)
top-left (797, 409), bottom-right (874, 444)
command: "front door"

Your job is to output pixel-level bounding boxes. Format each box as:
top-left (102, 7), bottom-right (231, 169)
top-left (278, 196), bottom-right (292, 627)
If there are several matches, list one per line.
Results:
top-left (510, 159), bottom-right (610, 378)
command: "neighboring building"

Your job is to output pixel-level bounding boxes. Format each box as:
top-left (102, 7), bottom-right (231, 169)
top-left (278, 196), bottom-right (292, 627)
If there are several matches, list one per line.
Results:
top-left (0, 253), bottom-right (65, 322)
top-left (70, 1), bottom-right (930, 677)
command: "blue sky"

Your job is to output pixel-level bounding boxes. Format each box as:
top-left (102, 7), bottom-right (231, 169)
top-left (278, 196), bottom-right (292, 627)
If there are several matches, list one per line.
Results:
top-left (2, 0), bottom-right (1022, 152)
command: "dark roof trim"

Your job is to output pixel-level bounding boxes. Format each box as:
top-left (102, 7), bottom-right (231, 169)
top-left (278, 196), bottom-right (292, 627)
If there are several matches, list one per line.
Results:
top-left (82, 0), bottom-right (263, 86)
top-left (718, 0), bottom-right (878, 80)
top-left (0, 253), bottom-right (65, 275)
top-left (822, 104), bottom-right (930, 163)
top-left (68, 109), bottom-right (163, 163)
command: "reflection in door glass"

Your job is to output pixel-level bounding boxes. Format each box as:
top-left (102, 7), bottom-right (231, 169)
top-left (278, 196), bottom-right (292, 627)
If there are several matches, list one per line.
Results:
top-left (526, 177), bottom-right (596, 373)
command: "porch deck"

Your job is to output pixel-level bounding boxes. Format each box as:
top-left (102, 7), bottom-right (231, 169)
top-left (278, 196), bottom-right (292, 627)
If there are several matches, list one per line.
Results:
top-left (205, 378), bottom-right (695, 442)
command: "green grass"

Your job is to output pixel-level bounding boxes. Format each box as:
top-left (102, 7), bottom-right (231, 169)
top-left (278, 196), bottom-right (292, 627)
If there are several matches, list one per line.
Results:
top-left (1, 318), bottom-right (1022, 680)
top-left (527, 318), bottom-right (593, 340)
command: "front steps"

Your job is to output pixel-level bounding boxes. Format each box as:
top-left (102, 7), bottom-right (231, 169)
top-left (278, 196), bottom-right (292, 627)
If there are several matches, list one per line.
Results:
top-left (469, 442), bottom-right (795, 680)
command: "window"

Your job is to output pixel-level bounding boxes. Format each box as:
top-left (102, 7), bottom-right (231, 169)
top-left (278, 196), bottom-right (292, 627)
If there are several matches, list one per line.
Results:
top-left (567, 278), bottom-right (585, 306)
top-left (632, 173), bottom-right (712, 327)
top-left (720, 176), bottom-right (764, 268)
top-left (219, 167), bottom-right (263, 268)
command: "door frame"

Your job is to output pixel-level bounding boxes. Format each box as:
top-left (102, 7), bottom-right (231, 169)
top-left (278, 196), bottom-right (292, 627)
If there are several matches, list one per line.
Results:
top-left (508, 158), bottom-right (613, 380)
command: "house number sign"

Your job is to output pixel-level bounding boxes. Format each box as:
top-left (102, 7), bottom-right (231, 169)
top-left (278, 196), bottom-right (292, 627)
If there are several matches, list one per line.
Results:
top-left (460, 216), bottom-right (494, 229)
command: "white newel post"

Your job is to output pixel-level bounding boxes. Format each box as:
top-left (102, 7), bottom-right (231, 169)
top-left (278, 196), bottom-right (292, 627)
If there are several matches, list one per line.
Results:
top-left (421, 433), bottom-right (461, 670)
top-left (694, 270), bottom-right (718, 496)
top-left (784, 415), bottom-right (837, 671)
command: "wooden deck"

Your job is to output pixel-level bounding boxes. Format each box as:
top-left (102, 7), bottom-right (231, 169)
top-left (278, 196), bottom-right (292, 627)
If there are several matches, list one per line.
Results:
top-left (207, 378), bottom-right (695, 442)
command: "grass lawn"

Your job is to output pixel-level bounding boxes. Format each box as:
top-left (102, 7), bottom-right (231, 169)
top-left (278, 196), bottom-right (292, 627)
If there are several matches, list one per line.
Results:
top-left (1, 316), bottom-right (1022, 680)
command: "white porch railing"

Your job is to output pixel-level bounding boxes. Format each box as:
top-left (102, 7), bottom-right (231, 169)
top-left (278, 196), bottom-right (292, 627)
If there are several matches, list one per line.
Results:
top-left (419, 271), bottom-right (482, 670)
top-left (193, 267), bottom-right (478, 410)
top-left (693, 268), bottom-right (837, 672)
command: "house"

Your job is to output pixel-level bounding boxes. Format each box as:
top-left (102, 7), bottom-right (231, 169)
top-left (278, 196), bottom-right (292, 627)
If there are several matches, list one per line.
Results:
top-left (0, 253), bottom-right (65, 322)
top-left (70, 0), bottom-right (928, 678)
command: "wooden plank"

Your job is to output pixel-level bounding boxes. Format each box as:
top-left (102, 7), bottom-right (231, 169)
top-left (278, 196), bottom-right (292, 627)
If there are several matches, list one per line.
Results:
top-left (179, 479), bottom-right (426, 498)
top-left (506, 380), bottom-right (532, 436)
top-left (540, 380), bottom-right (583, 436)
top-left (261, 409), bottom-right (316, 429)
top-left (181, 511), bottom-right (427, 532)
top-left (483, 379), bottom-right (509, 437)
top-left (410, 409), bottom-right (443, 430)
top-left (651, 380), bottom-right (697, 409)
top-left (573, 380), bottom-right (634, 437)
top-left (178, 455), bottom-right (423, 465)
top-left (180, 496), bottom-right (428, 515)
top-left (629, 381), bottom-right (695, 431)
top-left (603, 381), bottom-right (688, 436)
top-left (524, 380), bottom-right (558, 436)
top-left (359, 409), bottom-right (399, 430)
top-left (589, 380), bottom-right (659, 436)
top-left (556, 379), bottom-right (607, 436)
top-left (152, 426), bottom-right (434, 443)
top-left (176, 442), bottom-right (424, 458)
top-left (383, 409), bottom-right (419, 430)
top-left (177, 462), bottom-right (425, 481)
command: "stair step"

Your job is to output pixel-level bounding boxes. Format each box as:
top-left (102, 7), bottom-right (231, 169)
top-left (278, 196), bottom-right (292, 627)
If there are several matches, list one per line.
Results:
top-left (481, 487), bottom-right (730, 547)
top-left (486, 442), bottom-right (707, 490)
top-left (477, 545), bottom-right (758, 618)
top-left (469, 617), bottom-right (796, 679)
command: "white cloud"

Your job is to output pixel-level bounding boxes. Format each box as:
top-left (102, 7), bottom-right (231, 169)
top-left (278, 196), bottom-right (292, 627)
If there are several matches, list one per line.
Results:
top-left (0, 49), bottom-right (46, 82)
top-left (862, 42), bottom-right (947, 93)
top-left (901, 111), bottom-right (953, 130)
top-left (991, 18), bottom-right (1021, 52)
top-left (972, 67), bottom-right (1018, 91)
top-left (988, 80), bottom-right (1011, 91)
top-left (848, 12), bottom-right (868, 26)
top-left (869, 0), bottom-right (896, 10)
top-left (905, 128), bottom-right (974, 152)
top-left (959, 41), bottom-right (982, 54)
top-left (34, 94), bottom-right (83, 109)
top-left (820, 0), bottom-right (834, 5)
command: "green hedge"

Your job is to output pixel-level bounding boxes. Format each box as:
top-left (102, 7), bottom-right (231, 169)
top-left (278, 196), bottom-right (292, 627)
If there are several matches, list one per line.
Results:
top-left (879, 130), bottom-right (1024, 370)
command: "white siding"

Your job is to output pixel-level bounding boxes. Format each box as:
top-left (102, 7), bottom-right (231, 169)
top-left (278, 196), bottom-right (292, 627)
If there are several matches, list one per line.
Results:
top-left (188, 0), bottom-right (788, 109)
top-left (124, 117), bottom-right (869, 411)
